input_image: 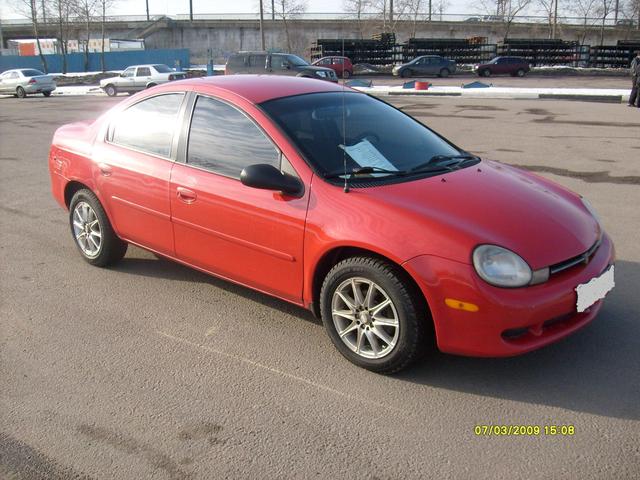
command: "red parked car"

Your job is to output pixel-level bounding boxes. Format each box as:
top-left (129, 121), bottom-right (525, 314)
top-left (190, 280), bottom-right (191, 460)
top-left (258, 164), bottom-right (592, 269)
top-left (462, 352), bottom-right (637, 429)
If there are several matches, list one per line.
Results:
top-left (473, 56), bottom-right (531, 77)
top-left (312, 56), bottom-right (354, 78)
top-left (49, 76), bottom-right (614, 373)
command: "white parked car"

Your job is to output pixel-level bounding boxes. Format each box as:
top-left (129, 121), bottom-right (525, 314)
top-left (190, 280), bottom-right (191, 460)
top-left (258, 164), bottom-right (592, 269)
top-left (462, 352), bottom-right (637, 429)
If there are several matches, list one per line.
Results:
top-left (0, 69), bottom-right (56, 98)
top-left (99, 64), bottom-right (187, 97)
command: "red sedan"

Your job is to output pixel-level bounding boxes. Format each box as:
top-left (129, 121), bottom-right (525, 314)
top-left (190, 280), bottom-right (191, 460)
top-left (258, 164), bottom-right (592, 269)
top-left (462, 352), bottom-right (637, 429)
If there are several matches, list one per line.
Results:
top-left (49, 76), bottom-right (615, 373)
top-left (312, 56), bottom-right (354, 78)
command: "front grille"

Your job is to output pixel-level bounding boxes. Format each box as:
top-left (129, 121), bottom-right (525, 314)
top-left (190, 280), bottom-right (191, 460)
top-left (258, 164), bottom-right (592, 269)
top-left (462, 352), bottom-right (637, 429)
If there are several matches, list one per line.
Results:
top-left (549, 238), bottom-right (601, 275)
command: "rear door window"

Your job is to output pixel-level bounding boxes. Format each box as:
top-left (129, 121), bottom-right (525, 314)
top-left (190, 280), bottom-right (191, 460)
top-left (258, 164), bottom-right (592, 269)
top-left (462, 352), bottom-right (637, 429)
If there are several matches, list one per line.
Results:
top-left (249, 55), bottom-right (267, 69)
top-left (110, 93), bottom-right (184, 158)
top-left (136, 67), bottom-right (151, 76)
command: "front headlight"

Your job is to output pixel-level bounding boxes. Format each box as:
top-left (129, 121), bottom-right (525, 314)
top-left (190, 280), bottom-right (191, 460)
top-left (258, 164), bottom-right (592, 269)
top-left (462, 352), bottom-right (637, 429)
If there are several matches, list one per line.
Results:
top-left (473, 245), bottom-right (532, 287)
top-left (581, 197), bottom-right (601, 226)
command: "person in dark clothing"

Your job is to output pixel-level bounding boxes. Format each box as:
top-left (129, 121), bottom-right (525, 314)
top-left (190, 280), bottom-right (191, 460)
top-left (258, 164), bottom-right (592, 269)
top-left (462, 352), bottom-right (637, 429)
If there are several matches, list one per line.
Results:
top-left (629, 51), bottom-right (640, 107)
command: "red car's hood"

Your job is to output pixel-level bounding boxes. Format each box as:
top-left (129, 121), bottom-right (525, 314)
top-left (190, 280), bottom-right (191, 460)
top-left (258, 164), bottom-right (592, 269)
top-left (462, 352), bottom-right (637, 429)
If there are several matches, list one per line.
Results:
top-left (368, 160), bottom-right (600, 270)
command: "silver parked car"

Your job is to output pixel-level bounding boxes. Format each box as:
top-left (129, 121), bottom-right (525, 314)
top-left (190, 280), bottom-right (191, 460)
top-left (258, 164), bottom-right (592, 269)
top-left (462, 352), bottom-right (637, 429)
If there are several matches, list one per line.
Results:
top-left (0, 69), bottom-right (56, 98)
top-left (99, 64), bottom-right (187, 97)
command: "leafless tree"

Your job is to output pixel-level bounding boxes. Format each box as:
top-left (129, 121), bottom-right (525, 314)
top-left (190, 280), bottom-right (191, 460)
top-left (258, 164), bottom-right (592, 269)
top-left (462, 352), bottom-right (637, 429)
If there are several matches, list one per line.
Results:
top-left (267, 0), bottom-right (307, 53)
top-left (406, 0), bottom-right (423, 36)
top-left (478, 0), bottom-right (532, 39)
top-left (13, 0), bottom-right (49, 72)
top-left (595, 0), bottom-right (615, 44)
top-left (536, 0), bottom-right (557, 38)
top-left (75, 0), bottom-right (99, 71)
top-left (434, 0), bottom-right (449, 20)
top-left (98, 0), bottom-right (117, 71)
top-left (47, 0), bottom-right (74, 74)
top-left (571, 0), bottom-right (599, 44)
top-left (344, 0), bottom-right (374, 39)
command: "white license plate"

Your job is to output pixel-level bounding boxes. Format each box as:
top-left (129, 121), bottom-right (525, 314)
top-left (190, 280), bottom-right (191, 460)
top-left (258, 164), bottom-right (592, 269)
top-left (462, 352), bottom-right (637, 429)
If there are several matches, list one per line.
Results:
top-left (575, 265), bottom-right (615, 313)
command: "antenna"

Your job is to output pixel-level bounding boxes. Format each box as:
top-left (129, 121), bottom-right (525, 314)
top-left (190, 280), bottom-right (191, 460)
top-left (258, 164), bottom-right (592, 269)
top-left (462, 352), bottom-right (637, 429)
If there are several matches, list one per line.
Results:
top-left (341, 36), bottom-right (349, 193)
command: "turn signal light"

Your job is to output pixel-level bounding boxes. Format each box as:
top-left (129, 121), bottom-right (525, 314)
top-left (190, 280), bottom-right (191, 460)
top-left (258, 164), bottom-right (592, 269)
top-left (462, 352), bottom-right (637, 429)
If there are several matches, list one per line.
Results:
top-left (445, 298), bottom-right (479, 312)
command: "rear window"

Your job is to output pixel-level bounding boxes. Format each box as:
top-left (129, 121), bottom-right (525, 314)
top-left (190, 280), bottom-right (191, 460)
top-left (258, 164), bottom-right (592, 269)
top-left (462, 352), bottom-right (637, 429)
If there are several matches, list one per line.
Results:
top-left (153, 64), bottom-right (172, 73)
top-left (110, 93), bottom-right (184, 157)
top-left (21, 69), bottom-right (44, 77)
top-left (250, 55), bottom-right (267, 68)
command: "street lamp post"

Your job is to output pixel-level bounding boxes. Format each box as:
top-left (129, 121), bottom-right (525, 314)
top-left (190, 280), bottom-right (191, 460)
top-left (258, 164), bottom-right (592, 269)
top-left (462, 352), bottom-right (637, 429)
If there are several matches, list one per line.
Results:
top-left (259, 0), bottom-right (265, 50)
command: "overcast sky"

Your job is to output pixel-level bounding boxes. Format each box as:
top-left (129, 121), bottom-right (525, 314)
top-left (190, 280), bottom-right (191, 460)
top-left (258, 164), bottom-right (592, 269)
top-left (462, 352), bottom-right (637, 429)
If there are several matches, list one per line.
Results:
top-left (0, 0), bottom-right (480, 19)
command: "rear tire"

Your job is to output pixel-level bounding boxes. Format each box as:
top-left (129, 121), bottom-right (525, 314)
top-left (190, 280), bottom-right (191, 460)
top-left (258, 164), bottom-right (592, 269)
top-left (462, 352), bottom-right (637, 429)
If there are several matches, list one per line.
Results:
top-left (16, 87), bottom-right (26, 98)
top-left (104, 84), bottom-right (117, 97)
top-left (69, 189), bottom-right (128, 267)
top-left (42, 91), bottom-right (52, 97)
top-left (516, 69), bottom-right (526, 77)
top-left (343, 70), bottom-right (352, 79)
top-left (439, 68), bottom-right (450, 78)
top-left (146, 83), bottom-right (157, 88)
top-left (320, 256), bottom-right (428, 374)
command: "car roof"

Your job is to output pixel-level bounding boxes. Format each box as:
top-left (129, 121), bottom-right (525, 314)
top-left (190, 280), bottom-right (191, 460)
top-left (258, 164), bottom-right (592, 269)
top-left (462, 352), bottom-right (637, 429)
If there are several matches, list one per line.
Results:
top-left (168, 75), bottom-right (348, 104)
top-left (124, 64), bottom-right (166, 68)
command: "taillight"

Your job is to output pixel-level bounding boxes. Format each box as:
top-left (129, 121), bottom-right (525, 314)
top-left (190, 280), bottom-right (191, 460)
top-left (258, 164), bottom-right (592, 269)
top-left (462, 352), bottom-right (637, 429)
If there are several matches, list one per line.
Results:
top-left (28, 78), bottom-right (37, 84)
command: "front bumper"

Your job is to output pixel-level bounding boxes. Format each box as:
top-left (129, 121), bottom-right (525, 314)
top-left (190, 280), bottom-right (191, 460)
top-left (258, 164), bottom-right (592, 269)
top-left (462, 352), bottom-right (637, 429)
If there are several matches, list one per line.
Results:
top-left (403, 233), bottom-right (615, 357)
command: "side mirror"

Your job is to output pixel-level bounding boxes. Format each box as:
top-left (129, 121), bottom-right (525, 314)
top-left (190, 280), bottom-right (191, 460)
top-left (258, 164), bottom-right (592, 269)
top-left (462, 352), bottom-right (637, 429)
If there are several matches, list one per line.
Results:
top-left (240, 164), bottom-right (303, 197)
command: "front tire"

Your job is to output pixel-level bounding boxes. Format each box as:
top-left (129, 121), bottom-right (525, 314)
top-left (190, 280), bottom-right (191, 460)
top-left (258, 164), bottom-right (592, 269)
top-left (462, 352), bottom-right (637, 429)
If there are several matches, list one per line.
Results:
top-left (481, 69), bottom-right (491, 77)
top-left (400, 69), bottom-right (411, 78)
top-left (16, 87), bottom-right (26, 98)
top-left (439, 68), bottom-right (450, 78)
top-left (104, 84), bottom-right (117, 97)
top-left (69, 189), bottom-right (127, 267)
top-left (320, 257), bottom-right (428, 374)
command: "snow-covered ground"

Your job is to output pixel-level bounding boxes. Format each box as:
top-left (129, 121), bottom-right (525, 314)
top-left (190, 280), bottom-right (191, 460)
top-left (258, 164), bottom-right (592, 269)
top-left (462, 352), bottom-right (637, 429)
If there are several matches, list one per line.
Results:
top-left (353, 84), bottom-right (631, 102)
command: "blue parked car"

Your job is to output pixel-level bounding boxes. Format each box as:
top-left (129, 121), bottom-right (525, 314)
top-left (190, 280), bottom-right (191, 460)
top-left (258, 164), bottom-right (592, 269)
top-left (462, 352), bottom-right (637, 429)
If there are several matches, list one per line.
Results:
top-left (392, 55), bottom-right (457, 78)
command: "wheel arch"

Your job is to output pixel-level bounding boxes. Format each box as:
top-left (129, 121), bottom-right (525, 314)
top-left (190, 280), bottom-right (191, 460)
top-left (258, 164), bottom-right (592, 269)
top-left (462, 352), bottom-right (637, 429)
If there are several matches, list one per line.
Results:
top-left (309, 246), bottom-right (432, 326)
top-left (64, 180), bottom-right (93, 209)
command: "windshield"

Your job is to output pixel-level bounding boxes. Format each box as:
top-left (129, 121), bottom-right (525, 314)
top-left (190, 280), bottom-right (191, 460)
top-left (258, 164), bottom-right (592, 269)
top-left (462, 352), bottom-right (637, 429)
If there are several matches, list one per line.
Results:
top-left (21, 69), bottom-right (44, 77)
top-left (153, 64), bottom-right (172, 73)
top-left (286, 55), bottom-right (309, 66)
top-left (488, 58), bottom-right (499, 64)
top-left (260, 92), bottom-right (464, 183)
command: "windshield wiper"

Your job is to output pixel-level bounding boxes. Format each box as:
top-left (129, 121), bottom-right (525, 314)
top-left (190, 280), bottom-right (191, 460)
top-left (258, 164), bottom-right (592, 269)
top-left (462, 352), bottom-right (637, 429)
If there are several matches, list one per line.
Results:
top-left (410, 154), bottom-right (480, 173)
top-left (324, 165), bottom-right (407, 179)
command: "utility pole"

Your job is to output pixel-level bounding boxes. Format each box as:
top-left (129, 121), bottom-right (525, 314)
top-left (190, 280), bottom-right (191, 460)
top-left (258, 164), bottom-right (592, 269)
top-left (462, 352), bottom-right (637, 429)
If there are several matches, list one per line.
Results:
top-left (41, 0), bottom-right (46, 23)
top-left (429, 0), bottom-right (432, 21)
top-left (614, 0), bottom-right (619, 22)
top-left (272, 0), bottom-right (275, 21)
top-left (389, 0), bottom-right (394, 26)
top-left (189, 0), bottom-right (193, 21)
top-left (552, 0), bottom-right (558, 38)
top-left (0, 15), bottom-right (4, 50)
top-left (259, 0), bottom-right (265, 50)
top-left (146, 0), bottom-right (149, 21)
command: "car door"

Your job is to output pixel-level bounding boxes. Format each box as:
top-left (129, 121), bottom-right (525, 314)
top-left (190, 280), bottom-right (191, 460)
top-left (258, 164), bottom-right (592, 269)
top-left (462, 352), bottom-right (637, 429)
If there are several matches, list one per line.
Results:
top-left (331, 58), bottom-right (344, 76)
top-left (135, 66), bottom-right (152, 90)
top-left (1, 71), bottom-right (19, 93)
top-left (0, 71), bottom-right (12, 93)
top-left (92, 92), bottom-right (187, 255)
top-left (494, 58), bottom-right (508, 74)
top-left (169, 94), bottom-right (307, 303)
top-left (118, 67), bottom-right (136, 91)
top-left (249, 54), bottom-right (268, 74)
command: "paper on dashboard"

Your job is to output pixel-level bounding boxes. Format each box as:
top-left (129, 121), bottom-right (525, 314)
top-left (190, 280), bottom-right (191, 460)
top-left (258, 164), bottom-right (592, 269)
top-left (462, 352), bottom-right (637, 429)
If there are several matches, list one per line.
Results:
top-left (339, 139), bottom-right (398, 172)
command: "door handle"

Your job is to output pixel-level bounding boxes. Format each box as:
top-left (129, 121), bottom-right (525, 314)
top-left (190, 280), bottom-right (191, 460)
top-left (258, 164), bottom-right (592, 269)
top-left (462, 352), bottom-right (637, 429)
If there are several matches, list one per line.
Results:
top-left (176, 186), bottom-right (197, 203)
top-left (97, 162), bottom-right (112, 176)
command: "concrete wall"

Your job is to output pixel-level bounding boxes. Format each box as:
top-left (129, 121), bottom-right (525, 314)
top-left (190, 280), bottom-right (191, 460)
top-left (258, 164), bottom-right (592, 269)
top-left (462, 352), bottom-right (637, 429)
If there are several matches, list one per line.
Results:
top-left (4, 18), bottom-right (640, 64)
top-left (141, 19), bottom-right (640, 63)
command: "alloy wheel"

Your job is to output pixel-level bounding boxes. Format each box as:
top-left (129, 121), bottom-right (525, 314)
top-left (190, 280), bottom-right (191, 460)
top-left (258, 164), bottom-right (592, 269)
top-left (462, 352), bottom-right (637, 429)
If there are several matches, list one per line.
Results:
top-left (72, 201), bottom-right (102, 258)
top-left (331, 277), bottom-right (400, 359)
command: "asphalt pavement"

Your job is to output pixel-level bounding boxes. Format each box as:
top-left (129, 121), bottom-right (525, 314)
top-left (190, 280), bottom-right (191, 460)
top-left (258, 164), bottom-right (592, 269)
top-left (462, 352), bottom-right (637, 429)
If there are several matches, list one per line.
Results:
top-left (1, 95), bottom-right (639, 479)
